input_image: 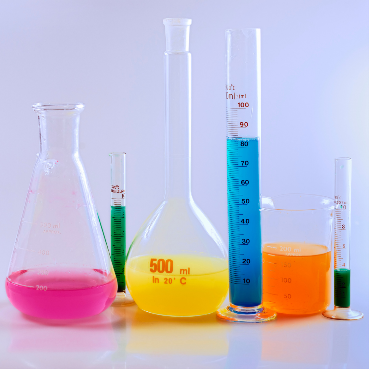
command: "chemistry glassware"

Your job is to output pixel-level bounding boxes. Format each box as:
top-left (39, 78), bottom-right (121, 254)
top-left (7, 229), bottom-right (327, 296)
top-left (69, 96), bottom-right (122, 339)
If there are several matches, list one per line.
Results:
top-left (110, 152), bottom-right (134, 306)
top-left (6, 103), bottom-right (117, 319)
top-left (262, 194), bottom-right (334, 315)
top-left (323, 158), bottom-right (364, 320)
top-left (217, 29), bottom-right (276, 322)
top-left (126, 18), bottom-right (228, 317)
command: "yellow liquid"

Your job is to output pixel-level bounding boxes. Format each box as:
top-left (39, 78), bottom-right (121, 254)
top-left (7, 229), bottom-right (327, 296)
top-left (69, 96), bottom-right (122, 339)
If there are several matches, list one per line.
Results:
top-left (126, 255), bottom-right (229, 317)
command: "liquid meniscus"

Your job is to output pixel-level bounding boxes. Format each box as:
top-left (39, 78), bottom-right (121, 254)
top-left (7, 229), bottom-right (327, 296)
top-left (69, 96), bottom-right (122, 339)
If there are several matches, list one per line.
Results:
top-left (262, 242), bottom-right (331, 315)
top-left (126, 255), bottom-right (229, 317)
top-left (6, 268), bottom-right (117, 319)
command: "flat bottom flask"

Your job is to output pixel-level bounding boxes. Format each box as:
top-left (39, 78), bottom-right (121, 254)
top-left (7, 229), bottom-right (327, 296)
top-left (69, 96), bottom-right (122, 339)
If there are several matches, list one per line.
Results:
top-left (126, 198), bottom-right (229, 317)
top-left (6, 103), bottom-right (117, 319)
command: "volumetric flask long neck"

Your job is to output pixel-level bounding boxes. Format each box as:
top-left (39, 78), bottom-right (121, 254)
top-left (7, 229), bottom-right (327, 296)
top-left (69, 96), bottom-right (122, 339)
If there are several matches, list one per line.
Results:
top-left (164, 22), bottom-right (191, 200)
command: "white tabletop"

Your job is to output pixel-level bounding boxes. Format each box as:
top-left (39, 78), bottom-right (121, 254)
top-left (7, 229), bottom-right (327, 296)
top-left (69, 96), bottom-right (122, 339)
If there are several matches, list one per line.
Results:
top-left (0, 297), bottom-right (367, 369)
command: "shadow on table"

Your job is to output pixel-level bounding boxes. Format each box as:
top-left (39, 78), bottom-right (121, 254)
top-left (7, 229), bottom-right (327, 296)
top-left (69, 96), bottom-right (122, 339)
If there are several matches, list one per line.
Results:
top-left (0, 300), bottom-right (355, 369)
top-left (111, 306), bottom-right (230, 368)
top-left (0, 301), bottom-right (122, 368)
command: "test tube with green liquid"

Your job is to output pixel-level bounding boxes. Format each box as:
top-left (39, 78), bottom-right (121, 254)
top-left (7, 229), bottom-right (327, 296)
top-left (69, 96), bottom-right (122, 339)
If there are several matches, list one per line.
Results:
top-left (322, 158), bottom-right (363, 320)
top-left (110, 152), bottom-right (134, 306)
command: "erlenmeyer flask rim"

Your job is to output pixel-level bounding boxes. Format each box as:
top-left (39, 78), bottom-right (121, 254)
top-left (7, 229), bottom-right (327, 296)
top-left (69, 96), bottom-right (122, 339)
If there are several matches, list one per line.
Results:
top-left (32, 103), bottom-right (85, 112)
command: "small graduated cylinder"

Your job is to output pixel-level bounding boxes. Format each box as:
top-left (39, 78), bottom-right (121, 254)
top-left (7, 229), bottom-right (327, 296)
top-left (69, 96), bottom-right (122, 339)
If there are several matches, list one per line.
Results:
top-left (110, 153), bottom-right (126, 293)
top-left (322, 158), bottom-right (363, 320)
top-left (334, 158), bottom-right (352, 308)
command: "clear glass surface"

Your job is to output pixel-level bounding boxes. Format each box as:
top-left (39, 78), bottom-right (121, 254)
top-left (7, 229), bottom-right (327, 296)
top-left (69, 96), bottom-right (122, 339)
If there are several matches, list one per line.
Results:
top-left (334, 158), bottom-right (351, 270)
top-left (126, 19), bottom-right (228, 317)
top-left (6, 103), bottom-right (117, 319)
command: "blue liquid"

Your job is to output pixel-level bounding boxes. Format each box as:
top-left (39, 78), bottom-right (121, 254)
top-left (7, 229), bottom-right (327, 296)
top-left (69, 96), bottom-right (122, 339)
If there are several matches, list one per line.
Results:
top-left (227, 137), bottom-right (262, 307)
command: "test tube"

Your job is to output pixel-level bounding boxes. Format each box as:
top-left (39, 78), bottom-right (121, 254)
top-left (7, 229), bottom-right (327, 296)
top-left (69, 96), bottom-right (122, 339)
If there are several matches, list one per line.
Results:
top-left (110, 152), bottom-right (134, 306)
top-left (322, 158), bottom-right (363, 320)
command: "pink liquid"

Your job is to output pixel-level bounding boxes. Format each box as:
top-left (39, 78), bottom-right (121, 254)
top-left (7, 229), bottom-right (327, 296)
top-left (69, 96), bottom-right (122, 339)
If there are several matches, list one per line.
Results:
top-left (6, 268), bottom-right (117, 319)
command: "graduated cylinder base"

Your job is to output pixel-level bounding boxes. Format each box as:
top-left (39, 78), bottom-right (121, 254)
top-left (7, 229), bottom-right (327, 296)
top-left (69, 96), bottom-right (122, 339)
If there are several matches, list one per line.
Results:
top-left (217, 303), bottom-right (276, 323)
top-left (111, 291), bottom-right (135, 306)
top-left (322, 306), bottom-right (364, 320)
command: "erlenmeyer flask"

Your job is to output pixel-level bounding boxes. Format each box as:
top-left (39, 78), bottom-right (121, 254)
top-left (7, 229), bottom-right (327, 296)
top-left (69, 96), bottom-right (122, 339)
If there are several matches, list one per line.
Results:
top-left (6, 103), bottom-right (117, 319)
top-left (126, 19), bottom-right (229, 317)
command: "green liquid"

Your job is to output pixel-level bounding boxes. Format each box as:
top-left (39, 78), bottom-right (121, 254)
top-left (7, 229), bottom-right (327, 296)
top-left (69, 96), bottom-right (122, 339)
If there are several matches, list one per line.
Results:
top-left (111, 206), bottom-right (126, 292)
top-left (334, 268), bottom-right (350, 308)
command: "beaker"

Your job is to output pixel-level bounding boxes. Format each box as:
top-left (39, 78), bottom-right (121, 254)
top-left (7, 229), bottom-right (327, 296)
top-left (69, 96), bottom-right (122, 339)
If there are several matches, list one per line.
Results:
top-left (6, 103), bottom-right (117, 319)
top-left (126, 19), bottom-right (229, 317)
top-left (261, 194), bottom-right (334, 315)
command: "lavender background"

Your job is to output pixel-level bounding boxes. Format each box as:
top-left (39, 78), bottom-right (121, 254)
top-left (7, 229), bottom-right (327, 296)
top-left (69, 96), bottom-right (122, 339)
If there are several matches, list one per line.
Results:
top-left (0, 0), bottom-right (368, 315)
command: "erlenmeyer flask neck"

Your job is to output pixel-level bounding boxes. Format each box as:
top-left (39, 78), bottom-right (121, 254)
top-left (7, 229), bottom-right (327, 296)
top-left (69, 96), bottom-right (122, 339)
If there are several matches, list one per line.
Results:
top-left (164, 19), bottom-right (192, 200)
top-left (33, 104), bottom-right (84, 156)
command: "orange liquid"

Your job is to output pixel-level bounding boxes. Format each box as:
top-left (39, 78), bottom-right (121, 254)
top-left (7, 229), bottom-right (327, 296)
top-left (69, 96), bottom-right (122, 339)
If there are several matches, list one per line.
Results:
top-left (262, 242), bottom-right (331, 315)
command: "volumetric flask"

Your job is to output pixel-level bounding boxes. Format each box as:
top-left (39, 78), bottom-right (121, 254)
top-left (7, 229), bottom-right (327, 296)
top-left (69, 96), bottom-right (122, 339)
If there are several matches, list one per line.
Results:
top-left (126, 18), bottom-right (229, 317)
top-left (6, 103), bottom-right (117, 319)
top-left (262, 194), bottom-right (334, 315)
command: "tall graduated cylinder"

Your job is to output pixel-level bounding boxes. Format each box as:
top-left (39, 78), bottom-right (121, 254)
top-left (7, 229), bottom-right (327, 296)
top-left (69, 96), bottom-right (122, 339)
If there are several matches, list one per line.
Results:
top-left (226, 29), bottom-right (262, 307)
top-left (217, 29), bottom-right (275, 323)
top-left (126, 19), bottom-right (228, 317)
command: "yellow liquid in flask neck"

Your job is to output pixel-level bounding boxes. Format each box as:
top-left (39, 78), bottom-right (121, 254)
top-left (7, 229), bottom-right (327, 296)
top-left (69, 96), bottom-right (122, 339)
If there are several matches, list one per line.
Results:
top-left (126, 255), bottom-right (229, 317)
